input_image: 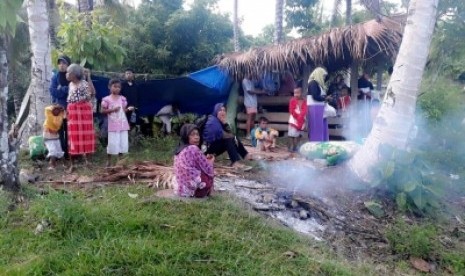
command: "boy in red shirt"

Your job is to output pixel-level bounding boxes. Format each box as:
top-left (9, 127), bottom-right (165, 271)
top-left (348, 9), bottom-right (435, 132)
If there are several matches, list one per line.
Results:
top-left (288, 85), bottom-right (307, 152)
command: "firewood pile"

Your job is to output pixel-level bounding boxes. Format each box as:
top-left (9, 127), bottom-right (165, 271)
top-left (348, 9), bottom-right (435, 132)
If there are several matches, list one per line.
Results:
top-left (94, 161), bottom-right (239, 188)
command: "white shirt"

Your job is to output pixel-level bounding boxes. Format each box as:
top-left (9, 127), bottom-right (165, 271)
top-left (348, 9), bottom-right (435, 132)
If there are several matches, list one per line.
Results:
top-left (242, 78), bottom-right (257, 108)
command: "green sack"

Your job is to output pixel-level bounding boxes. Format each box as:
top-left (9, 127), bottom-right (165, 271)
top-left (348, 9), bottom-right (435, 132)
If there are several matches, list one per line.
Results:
top-left (28, 135), bottom-right (47, 159)
top-left (299, 142), bottom-right (349, 166)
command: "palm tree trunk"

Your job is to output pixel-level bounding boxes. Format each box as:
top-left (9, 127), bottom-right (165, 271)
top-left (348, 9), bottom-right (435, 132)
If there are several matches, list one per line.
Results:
top-left (11, 66), bottom-right (22, 116)
top-left (78, 0), bottom-right (94, 28)
top-left (349, 0), bottom-right (439, 182)
top-left (274, 0), bottom-right (284, 45)
top-left (0, 38), bottom-right (20, 191)
top-left (345, 0), bottom-right (352, 25)
top-left (330, 0), bottom-right (342, 27)
top-left (24, 0), bottom-right (53, 137)
top-left (47, 0), bottom-right (59, 48)
top-left (233, 0), bottom-right (240, 52)
top-left (78, 0), bottom-right (93, 12)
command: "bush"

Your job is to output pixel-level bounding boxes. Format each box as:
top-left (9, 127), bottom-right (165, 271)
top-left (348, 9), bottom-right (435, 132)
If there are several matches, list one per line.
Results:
top-left (418, 76), bottom-right (464, 122)
top-left (442, 252), bottom-right (465, 275)
top-left (373, 144), bottom-right (445, 216)
top-left (386, 220), bottom-right (438, 259)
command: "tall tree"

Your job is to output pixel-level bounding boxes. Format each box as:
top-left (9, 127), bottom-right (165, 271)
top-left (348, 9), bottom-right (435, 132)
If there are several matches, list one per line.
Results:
top-left (24, 0), bottom-right (53, 138)
top-left (345, 0), bottom-right (352, 25)
top-left (349, 0), bottom-right (439, 181)
top-left (57, 7), bottom-right (126, 70)
top-left (7, 8), bottom-right (31, 118)
top-left (284, 0), bottom-right (319, 36)
top-left (274, 0), bottom-right (284, 44)
top-left (78, 0), bottom-right (93, 12)
top-left (0, 0), bottom-right (25, 191)
top-left (233, 0), bottom-right (240, 51)
top-left (123, 0), bottom-right (232, 75)
top-left (329, 0), bottom-right (352, 27)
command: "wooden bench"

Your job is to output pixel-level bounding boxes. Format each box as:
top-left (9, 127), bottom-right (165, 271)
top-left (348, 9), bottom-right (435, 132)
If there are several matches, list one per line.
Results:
top-left (236, 112), bottom-right (348, 138)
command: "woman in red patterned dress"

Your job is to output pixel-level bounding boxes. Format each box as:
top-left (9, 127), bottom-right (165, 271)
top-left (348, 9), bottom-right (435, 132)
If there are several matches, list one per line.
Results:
top-left (66, 64), bottom-right (96, 172)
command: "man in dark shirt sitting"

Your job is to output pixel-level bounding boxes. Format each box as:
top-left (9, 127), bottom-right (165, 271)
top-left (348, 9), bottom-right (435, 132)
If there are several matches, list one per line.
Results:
top-left (357, 72), bottom-right (374, 100)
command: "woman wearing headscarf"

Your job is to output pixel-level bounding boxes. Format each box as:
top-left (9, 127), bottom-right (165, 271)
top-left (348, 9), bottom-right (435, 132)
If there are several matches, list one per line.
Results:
top-left (307, 67), bottom-right (332, 141)
top-left (174, 124), bottom-right (215, 198)
top-left (203, 103), bottom-right (249, 168)
top-left (66, 63), bottom-right (96, 172)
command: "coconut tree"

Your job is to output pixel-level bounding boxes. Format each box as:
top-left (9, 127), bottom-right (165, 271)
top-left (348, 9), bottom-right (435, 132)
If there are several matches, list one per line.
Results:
top-left (0, 0), bottom-right (26, 191)
top-left (330, 0), bottom-right (381, 27)
top-left (233, 0), bottom-right (240, 51)
top-left (274, 0), bottom-right (284, 45)
top-left (47, 0), bottom-right (60, 47)
top-left (78, 0), bottom-right (93, 12)
top-left (23, 0), bottom-right (53, 138)
top-left (349, 0), bottom-right (439, 182)
top-left (330, 0), bottom-right (353, 27)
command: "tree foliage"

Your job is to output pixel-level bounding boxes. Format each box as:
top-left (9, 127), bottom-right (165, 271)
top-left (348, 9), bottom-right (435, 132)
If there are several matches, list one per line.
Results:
top-left (122, 0), bottom-right (233, 75)
top-left (56, 6), bottom-right (126, 70)
top-left (7, 8), bottom-right (31, 119)
top-left (428, 0), bottom-right (465, 79)
top-left (0, 0), bottom-right (24, 37)
top-left (284, 0), bottom-right (320, 36)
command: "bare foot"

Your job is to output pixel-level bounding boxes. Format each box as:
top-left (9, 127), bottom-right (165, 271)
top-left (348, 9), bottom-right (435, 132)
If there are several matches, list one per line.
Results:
top-left (244, 154), bottom-right (254, 161)
top-left (232, 162), bottom-right (253, 172)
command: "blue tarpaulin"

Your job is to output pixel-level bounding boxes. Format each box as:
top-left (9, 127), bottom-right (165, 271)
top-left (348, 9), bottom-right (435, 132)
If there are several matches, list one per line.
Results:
top-left (93, 66), bottom-right (232, 116)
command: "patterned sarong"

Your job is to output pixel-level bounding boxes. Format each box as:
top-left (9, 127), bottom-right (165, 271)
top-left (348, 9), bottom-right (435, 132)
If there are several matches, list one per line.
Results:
top-left (67, 101), bottom-right (95, 155)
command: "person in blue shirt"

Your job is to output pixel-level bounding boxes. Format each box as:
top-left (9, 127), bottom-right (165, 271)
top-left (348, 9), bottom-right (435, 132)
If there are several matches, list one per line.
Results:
top-left (203, 103), bottom-right (250, 170)
top-left (49, 55), bottom-right (71, 158)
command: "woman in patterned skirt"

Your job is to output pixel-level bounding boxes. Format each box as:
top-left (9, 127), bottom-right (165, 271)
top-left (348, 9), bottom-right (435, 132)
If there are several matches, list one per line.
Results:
top-left (66, 64), bottom-right (96, 172)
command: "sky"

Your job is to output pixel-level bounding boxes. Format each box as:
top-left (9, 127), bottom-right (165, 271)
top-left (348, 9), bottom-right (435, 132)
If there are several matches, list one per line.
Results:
top-left (74, 0), bottom-right (404, 37)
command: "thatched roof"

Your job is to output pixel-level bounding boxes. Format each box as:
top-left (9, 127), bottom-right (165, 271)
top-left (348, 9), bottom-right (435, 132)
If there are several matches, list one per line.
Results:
top-left (215, 17), bottom-right (403, 79)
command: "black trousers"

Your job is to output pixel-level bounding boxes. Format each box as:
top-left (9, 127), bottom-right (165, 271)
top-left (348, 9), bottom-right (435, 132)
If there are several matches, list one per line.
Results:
top-left (140, 115), bottom-right (154, 137)
top-left (59, 118), bottom-right (68, 158)
top-left (206, 137), bottom-right (248, 164)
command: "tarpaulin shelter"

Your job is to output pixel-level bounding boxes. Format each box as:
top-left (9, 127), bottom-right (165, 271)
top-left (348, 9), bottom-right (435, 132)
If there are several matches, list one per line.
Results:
top-left (92, 66), bottom-right (232, 116)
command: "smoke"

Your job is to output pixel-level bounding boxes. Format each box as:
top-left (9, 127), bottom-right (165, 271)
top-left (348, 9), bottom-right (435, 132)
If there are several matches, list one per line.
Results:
top-left (259, 78), bottom-right (465, 208)
top-left (260, 159), bottom-right (358, 200)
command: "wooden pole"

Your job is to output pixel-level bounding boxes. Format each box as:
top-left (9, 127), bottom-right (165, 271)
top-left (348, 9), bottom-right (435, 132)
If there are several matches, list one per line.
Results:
top-left (302, 65), bottom-right (313, 97)
top-left (350, 60), bottom-right (359, 104)
top-left (376, 64), bottom-right (383, 92)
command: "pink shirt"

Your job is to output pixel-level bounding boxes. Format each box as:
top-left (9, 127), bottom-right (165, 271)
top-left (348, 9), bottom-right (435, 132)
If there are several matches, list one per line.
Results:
top-left (101, 95), bottom-right (130, 132)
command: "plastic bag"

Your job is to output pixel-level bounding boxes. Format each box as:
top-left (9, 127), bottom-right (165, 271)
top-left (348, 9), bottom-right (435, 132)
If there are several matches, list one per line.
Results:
top-left (299, 142), bottom-right (349, 166)
top-left (323, 103), bottom-right (337, 118)
top-left (29, 136), bottom-right (47, 160)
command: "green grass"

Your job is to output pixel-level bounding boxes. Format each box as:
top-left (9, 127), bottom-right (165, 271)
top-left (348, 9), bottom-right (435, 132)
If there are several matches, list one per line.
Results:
top-left (0, 186), bottom-right (373, 275)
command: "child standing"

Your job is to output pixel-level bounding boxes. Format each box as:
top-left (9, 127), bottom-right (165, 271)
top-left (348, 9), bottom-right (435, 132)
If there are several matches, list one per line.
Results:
top-left (254, 117), bottom-right (279, 152)
top-left (43, 105), bottom-right (65, 169)
top-left (337, 86), bottom-right (351, 114)
top-left (288, 85), bottom-right (307, 152)
top-left (101, 79), bottom-right (134, 167)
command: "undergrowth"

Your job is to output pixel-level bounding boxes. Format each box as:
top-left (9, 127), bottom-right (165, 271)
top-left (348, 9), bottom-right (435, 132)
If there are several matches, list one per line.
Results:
top-left (386, 220), bottom-right (438, 259)
top-left (386, 220), bottom-right (465, 274)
